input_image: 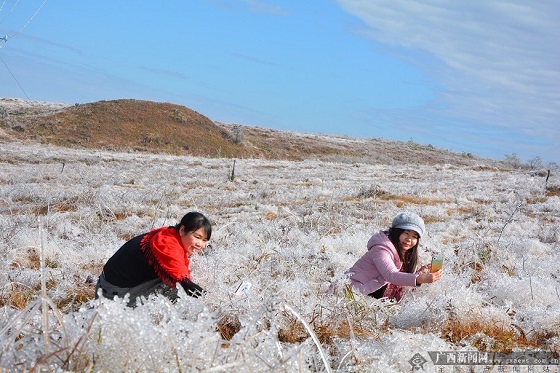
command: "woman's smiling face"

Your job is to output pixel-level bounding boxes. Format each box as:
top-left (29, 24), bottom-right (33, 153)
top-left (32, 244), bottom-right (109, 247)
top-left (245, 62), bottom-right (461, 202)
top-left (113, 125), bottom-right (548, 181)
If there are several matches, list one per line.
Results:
top-left (399, 229), bottom-right (419, 251)
top-left (179, 226), bottom-right (208, 256)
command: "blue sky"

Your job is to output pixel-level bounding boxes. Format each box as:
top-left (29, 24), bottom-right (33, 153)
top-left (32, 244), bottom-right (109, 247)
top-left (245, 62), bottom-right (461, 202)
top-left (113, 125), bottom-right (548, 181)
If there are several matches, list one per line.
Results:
top-left (1, 1), bottom-right (558, 165)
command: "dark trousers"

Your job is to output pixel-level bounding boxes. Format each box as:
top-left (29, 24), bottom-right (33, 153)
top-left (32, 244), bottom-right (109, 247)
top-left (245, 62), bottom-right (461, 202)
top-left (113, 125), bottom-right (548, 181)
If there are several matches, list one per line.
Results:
top-left (95, 272), bottom-right (177, 307)
top-left (368, 284), bottom-right (388, 299)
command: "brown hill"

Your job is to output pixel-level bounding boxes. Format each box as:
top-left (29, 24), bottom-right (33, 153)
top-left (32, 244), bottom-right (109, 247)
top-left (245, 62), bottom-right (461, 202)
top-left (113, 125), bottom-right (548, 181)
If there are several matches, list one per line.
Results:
top-left (0, 98), bottom-right (499, 166)
top-left (0, 99), bottom-right (240, 157)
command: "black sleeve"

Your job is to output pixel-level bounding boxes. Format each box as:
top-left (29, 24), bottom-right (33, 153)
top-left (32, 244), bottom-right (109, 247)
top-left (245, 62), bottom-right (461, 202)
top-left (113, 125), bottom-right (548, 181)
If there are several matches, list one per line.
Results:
top-left (102, 233), bottom-right (158, 287)
top-left (180, 279), bottom-right (205, 298)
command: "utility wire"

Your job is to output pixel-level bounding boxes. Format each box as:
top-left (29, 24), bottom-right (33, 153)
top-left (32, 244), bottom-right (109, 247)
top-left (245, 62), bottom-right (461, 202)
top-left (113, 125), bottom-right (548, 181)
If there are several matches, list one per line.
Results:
top-left (10, 0), bottom-right (48, 38)
top-left (0, 0), bottom-right (18, 25)
top-left (0, 0), bottom-right (48, 37)
top-left (0, 0), bottom-right (9, 15)
top-left (1, 55), bottom-right (30, 100)
top-left (0, 0), bottom-right (50, 99)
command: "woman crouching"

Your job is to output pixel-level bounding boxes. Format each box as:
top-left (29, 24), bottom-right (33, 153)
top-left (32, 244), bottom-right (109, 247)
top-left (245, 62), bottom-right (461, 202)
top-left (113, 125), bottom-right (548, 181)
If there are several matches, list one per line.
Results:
top-left (96, 211), bottom-right (211, 306)
top-left (346, 211), bottom-right (442, 301)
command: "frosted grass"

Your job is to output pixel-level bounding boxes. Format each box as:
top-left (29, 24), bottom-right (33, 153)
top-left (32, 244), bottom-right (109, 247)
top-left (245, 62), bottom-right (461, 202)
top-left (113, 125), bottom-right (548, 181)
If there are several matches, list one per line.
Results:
top-left (0, 141), bottom-right (558, 371)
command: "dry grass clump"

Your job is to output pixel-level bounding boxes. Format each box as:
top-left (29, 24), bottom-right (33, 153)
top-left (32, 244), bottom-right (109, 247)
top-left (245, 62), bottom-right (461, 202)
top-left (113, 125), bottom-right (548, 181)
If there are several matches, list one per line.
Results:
top-left (10, 248), bottom-right (59, 271)
top-left (277, 298), bottom-right (385, 346)
top-left (352, 185), bottom-right (453, 207)
top-left (95, 206), bottom-right (136, 223)
top-left (10, 248), bottom-right (41, 269)
top-left (277, 314), bottom-right (310, 344)
top-left (526, 196), bottom-right (548, 204)
top-left (437, 300), bottom-right (560, 354)
top-left (0, 277), bottom-right (94, 311)
top-left (4, 247), bottom-right (96, 311)
top-left (449, 205), bottom-right (477, 215)
top-left (354, 185), bottom-right (391, 200)
top-left (387, 195), bottom-right (452, 207)
top-left (546, 185), bottom-right (560, 197)
top-left (0, 283), bottom-right (36, 309)
top-left (81, 262), bottom-right (104, 274)
top-left (264, 211), bottom-right (277, 220)
top-left (465, 262), bottom-right (484, 284)
top-left (56, 280), bottom-right (97, 312)
top-left (441, 317), bottom-right (559, 353)
top-left (314, 319), bottom-right (383, 345)
top-left (217, 313), bottom-right (242, 341)
top-left (32, 196), bottom-right (81, 215)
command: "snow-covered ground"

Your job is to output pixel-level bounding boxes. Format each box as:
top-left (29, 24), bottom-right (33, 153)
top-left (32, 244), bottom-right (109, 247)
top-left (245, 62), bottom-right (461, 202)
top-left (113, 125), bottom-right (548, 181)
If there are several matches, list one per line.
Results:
top-left (0, 97), bottom-right (69, 113)
top-left (0, 141), bottom-right (558, 372)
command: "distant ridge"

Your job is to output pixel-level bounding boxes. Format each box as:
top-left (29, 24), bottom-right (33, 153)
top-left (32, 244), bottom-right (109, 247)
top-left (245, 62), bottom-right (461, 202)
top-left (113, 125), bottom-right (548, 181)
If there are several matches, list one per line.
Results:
top-left (0, 98), bottom-right (500, 166)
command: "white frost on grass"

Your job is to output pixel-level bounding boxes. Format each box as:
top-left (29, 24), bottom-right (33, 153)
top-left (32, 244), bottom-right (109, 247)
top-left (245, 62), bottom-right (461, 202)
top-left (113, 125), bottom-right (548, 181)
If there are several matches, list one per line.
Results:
top-left (0, 141), bottom-right (558, 372)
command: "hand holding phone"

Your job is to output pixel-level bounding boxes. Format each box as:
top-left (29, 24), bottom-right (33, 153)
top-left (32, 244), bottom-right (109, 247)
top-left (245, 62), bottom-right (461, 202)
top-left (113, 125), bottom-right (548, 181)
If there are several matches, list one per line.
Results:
top-left (430, 255), bottom-right (443, 273)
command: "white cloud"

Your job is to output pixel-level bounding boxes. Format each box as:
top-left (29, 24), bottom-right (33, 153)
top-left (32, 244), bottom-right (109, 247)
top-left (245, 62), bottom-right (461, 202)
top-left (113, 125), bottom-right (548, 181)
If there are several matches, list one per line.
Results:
top-left (336, 0), bottom-right (560, 161)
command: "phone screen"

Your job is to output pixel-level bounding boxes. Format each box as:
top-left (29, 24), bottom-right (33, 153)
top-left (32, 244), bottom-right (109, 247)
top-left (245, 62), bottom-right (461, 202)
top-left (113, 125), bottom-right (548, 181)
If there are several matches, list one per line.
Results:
top-left (431, 255), bottom-right (443, 273)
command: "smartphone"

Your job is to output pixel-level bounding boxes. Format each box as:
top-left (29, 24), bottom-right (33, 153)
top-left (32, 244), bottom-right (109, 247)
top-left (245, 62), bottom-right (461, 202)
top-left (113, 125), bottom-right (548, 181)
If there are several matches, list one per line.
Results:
top-left (431, 255), bottom-right (443, 273)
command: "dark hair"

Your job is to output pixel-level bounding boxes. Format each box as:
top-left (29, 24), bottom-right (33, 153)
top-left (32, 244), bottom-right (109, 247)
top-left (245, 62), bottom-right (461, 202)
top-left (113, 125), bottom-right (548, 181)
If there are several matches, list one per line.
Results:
top-left (387, 227), bottom-right (418, 273)
top-left (175, 212), bottom-right (212, 240)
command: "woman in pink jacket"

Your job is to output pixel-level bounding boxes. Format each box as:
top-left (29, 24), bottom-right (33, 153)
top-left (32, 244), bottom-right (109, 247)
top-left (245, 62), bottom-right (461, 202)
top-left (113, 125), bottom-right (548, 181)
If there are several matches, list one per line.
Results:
top-left (346, 211), bottom-right (442, 300)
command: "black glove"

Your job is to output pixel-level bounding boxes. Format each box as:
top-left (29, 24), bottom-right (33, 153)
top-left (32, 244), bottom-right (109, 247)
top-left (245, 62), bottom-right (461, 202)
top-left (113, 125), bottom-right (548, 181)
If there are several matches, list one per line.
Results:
top-left (180, 279), bottom-right (205, 298)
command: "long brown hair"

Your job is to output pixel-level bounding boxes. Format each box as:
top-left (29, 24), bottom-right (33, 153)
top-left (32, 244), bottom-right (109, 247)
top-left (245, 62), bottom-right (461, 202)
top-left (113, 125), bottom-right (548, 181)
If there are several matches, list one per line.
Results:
top-left (387, 227), bottom-right (418, 273)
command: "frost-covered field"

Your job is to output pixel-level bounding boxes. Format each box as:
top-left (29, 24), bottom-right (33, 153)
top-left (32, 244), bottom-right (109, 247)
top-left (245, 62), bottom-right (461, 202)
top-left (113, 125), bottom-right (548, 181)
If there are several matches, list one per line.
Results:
top-left (0, 141), bottom-right (558, 372)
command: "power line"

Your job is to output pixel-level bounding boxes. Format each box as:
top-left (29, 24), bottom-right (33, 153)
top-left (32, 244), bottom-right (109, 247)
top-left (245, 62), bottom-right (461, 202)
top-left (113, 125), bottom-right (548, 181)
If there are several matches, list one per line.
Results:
top-left (10, 0), bottom-right (48, 38)
top-left (1, 55), bottom-right (30, 100)
top-left (0, 0), bottom-right (48, 39)
top-left (0, 0), bottom-right (50, 99)
top-left (0, 0), bottom-right (21, 27)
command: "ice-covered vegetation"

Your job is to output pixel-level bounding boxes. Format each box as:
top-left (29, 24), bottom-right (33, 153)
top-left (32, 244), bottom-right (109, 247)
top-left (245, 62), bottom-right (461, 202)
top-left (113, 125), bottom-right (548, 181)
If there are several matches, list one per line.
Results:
top-left (0, 140), bottom-right (559, 372)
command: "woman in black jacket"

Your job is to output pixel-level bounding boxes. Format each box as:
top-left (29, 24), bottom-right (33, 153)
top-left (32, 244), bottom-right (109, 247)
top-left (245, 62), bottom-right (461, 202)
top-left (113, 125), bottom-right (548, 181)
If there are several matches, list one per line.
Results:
top-left (96, 211), bottom-right (212, 306)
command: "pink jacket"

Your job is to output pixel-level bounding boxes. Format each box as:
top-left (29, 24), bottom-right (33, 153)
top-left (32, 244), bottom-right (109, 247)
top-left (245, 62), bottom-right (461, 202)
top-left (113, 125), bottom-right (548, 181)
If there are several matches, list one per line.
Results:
top-left (346, 231), bottom-right (418, 295)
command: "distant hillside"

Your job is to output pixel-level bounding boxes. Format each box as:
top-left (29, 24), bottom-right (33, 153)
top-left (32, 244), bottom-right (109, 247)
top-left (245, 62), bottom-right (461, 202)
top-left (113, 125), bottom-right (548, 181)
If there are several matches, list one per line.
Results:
top-left (0, 98), bottom-right (500, 166)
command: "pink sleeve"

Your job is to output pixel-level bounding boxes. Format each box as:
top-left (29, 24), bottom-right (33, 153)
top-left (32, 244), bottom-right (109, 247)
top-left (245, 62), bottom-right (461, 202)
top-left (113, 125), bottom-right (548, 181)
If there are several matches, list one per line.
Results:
top-left (370, 247), bottom-right (418, 287)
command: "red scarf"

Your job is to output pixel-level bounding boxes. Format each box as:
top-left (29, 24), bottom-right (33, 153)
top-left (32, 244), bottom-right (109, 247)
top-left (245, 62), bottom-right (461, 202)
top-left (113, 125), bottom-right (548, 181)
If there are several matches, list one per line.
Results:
top-left (140, 227), bottom-right (191, 287)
